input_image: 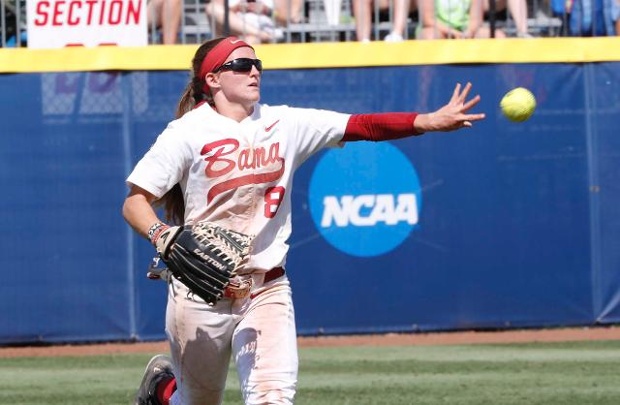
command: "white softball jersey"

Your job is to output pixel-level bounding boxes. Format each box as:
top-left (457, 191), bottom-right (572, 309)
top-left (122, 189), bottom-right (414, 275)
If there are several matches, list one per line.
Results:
top-left (127, 103), bottom-right (350, 272)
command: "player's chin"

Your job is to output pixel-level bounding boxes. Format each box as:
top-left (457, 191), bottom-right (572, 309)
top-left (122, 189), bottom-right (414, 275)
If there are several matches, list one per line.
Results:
top-left (247, 88), bottom-right (261, 102)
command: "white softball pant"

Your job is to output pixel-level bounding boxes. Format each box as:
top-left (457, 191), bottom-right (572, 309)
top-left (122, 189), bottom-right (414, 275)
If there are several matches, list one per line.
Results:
top-left (165, 274), bottom-right (298, 405)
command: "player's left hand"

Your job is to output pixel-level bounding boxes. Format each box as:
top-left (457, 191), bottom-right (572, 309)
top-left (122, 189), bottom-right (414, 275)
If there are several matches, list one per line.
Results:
top-left (414, 82), bottom-right (486, 133)
top-left (160, 222), bottom-right (253, 305)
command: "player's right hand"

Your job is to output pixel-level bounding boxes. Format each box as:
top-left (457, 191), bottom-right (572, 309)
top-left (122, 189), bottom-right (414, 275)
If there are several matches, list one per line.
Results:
top-left (414, 82), bottom-right (486, 133)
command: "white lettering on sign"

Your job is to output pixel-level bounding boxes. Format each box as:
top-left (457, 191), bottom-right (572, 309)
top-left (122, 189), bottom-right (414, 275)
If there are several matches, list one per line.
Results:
top-left (26, 0), bottom-right (147, 48)
top-left (320, 194), bottom-right (419, 227)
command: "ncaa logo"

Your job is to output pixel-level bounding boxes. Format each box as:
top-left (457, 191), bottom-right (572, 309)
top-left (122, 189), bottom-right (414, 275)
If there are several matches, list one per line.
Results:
top-left (309, 142), bottom-right (422, 257)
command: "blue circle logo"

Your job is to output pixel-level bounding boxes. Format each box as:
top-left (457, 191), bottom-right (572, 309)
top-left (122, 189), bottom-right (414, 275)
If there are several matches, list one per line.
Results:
top-left (309, 142), bottom-right (422, 257)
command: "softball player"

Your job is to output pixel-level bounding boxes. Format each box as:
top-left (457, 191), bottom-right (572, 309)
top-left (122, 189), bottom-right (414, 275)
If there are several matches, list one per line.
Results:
top-left (123, 36), bottom-right (485, 405)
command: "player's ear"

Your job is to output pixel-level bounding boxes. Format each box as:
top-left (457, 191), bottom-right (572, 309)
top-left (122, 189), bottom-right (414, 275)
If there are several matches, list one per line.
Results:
top-left (205, 73), bottom-right (220, 92)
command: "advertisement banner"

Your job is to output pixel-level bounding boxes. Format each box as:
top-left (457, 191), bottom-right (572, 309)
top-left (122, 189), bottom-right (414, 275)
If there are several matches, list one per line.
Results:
top-left (26, 0), bottom-right (147, 48)
top-left (1, 61), bottom-right (620, 343)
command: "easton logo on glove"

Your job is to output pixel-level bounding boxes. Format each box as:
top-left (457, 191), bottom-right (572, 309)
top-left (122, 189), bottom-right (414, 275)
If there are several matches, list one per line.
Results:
top-left (190, 247), bottom-right (229, 271)
top-left (154, 222), bottom-right (253, 305)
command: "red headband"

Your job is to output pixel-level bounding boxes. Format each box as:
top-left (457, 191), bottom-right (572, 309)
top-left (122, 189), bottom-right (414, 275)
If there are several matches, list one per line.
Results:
top-left (199, 37), bottom-right (253, 89)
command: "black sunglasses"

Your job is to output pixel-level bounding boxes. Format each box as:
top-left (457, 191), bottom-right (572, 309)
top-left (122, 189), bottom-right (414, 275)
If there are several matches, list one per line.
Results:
top-left (213, 58), bottom-right (263, 73)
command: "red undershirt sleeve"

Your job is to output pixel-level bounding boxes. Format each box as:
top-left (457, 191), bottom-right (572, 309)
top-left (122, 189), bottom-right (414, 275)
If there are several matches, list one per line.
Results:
top-left (342, 113), bottom-right (421, 142)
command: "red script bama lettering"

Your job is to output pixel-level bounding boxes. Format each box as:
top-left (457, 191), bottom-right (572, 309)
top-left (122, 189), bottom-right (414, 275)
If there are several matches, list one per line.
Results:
top-left (200, 139), bottom-right (285, 202)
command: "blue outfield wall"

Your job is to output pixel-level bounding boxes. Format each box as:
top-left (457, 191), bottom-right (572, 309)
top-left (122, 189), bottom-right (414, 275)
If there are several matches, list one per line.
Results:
top-left (0, 40), bottom-right (619, 344)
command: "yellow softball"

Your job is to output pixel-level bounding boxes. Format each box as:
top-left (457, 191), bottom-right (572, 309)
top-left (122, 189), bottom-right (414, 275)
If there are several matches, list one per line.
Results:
top-left (500, 87), bottom-right (536, 122)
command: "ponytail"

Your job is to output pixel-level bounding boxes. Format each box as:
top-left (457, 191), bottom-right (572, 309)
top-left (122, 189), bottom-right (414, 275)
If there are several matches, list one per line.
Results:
top-left (159, 37), bottom-right (228, 224)
top-left (175, 37), bottom-right (225, 119)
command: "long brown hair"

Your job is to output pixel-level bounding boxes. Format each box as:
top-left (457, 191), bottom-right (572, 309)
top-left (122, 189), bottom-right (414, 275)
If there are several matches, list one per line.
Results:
top-left (155, 37), bottom-right (227, 225)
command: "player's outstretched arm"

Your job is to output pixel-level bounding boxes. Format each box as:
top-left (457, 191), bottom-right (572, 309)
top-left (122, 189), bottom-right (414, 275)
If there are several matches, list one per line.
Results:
top-left (414, 82), bottom-right (486, 133)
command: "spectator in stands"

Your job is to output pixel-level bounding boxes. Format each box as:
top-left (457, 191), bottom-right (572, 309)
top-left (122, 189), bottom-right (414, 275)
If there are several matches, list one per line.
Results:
top-left (1, 0), bottom-right (27, 47)
top-left (387, 0), bottom-right (419, 41)
top-left (206, 0), bottom-right (281, 44)
top-left (148, 0), bottom-right (183, 44)
top-left (353, 0), bottom-right (418, 42)
top-left (273, 0), bottom-right (305, 25)
top-left (417, 0), bottom-right (506, 38)
top-left (484, 0), bottom-right (532, 38)
top-left (616, 0), bottom-right (620, 34)
top-left (563, 0), bottom-right (617, 35)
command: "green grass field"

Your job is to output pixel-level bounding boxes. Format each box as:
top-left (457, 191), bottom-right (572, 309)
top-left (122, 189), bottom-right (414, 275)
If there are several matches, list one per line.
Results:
top-left (1, 340), bottom-right (620, 405)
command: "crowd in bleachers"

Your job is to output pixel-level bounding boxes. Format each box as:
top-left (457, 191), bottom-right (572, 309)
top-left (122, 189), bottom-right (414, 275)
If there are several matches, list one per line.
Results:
top-left (2, 0), bottom-right (620, 47)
